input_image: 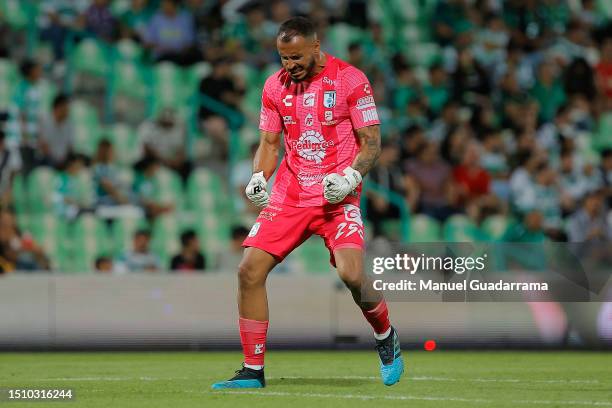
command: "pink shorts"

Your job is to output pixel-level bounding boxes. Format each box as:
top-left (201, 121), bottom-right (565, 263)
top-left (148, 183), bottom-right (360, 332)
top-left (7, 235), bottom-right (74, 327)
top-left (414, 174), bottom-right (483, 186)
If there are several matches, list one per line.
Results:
top-left (243, 202), bottom-right (365, 266)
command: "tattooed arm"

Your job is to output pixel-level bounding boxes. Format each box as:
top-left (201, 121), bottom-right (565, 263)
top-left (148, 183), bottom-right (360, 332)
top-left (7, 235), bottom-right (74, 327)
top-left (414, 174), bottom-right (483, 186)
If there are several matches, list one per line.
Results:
top-left (352, 124), bottom-right (382, 176)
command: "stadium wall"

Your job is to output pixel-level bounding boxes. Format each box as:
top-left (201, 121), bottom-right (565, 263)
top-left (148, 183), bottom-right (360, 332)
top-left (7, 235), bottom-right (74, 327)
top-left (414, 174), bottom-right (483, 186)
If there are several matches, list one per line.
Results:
top-left (0, 273), bottom-right (609, 350)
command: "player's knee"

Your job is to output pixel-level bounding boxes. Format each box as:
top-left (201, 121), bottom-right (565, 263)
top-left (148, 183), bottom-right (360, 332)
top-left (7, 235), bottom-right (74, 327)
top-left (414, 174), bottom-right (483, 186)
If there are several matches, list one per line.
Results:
top-left (237, 261), bottom-right (266, 289)
top-left (337, 265), bottom-right (363, 290)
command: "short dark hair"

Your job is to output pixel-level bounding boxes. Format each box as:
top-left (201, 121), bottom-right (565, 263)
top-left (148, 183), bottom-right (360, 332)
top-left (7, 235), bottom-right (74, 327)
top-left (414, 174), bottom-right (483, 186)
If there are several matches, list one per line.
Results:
top-left (20, 59), bottom-right (38, 77)
top-left (52, 93), bottom-right (70, 110)
top-left (134, 229), bottom-right (151, 239)
top-left (277, 17), bottom-right (316, 42)
top-left (180, 229), bottom-right (197, 246)
top-left (601, 148), bottom-right (612, 159)
top-left (98, 138), bottom-right (112, 149)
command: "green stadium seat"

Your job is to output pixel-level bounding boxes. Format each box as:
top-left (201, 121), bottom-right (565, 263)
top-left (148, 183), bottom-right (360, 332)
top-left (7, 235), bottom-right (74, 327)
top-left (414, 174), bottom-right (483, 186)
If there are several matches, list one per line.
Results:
top-left (295, 236), bottom-right (332, 274)
top-left (108, 123), bottom-right (139, 166)
top-left (151, 214), bottom-right (181, 267)
top-left (63, 214), bottom-right (112, 272)
top-left (111, 216), bottom-right (148, 256)
top-left (114, 39), bottom-right (144, 62)
top-left (443, 215), bottom-right (483, 242)
top-left (151, 62), bottom-right (186, 114)
top-left (111, 61), bottom-right (150, 100)
top-left (482, 215), bottom-right (513, 241)
top-left (11, 173), bottom-right (27, 214)
top-left (187, 168), bottom-right (224, 212)
top-left (594, 113), bottom-right (612, 151)
top-left (0, 0), bottom-right (29, 29)
top-left (27, 167), bottom-right (58, 213)
top-left (406, 42), bottom-right (441, 67)
top-left (70, 38), bottom-right (111, 77)
top-left (70, 99), bottom-right (100, 127)
top-left (597, 0), bottom-right (612, 19)
top-left (153, 167), bottom-right (183, 207)
top-left (27, 214), bottom-right (66, 269)
top-left (73, 123), bottom-right (102, 156)
top-left (409, 214), bottom-right (441, 242)
top-left (327, 23), bottom-right (363, 60)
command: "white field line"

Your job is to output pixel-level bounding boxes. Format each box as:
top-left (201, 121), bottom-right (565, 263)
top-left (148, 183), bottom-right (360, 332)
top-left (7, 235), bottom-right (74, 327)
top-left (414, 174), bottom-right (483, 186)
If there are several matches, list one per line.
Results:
top-left (209, 390), bottom-right (612, 407)
top-left (39, 375), bottom-right (601, 385)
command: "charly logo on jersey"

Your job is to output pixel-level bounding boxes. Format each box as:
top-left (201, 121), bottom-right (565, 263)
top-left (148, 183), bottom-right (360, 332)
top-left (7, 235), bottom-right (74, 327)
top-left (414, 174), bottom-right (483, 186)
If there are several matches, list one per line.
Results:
top-left (291, 130), bottom-right (334, 164)
top-left (304, 113), bottom-right (313, 127)
top-left (297, 171), bottom-right (325, 187)
top-left (282, 94), bottom-right (293, 106)
top-left (303, 93), bottom-right (315, 107)
top-left (323, 91), bottom-right (336, 108)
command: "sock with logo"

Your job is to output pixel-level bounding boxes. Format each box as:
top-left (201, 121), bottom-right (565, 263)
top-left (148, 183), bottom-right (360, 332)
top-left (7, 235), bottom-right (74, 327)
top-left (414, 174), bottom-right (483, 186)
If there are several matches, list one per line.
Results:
top-left (362, 300), bottom-right (391, 339)
top-left (239, 317), bottom-right (268, 370)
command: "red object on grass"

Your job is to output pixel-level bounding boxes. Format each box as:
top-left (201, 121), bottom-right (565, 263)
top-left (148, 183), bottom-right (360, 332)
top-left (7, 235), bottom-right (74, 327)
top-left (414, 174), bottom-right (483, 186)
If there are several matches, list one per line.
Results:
top-left (424, 340), bottom-right (437, 351)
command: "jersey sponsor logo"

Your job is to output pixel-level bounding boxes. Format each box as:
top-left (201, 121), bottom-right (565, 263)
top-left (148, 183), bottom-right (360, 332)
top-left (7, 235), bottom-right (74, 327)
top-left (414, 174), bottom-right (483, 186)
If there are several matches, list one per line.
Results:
top-left (297, 171), bottom-right (325, 187)
top-left (324, 111), bottom-right (333, 122)
top-left (283, 115), bottom-right (295, 125)
top-left (323, 76), bottom-right (336, 86)
top-left (282, 94), bottom-right (293, 107)
top-left (356, 95), bottom-right (376, 110)
top-left (303, 93), bottom-right (315, 107)
top-left (343, 204), bottom-right (363, 226)
top-left (248, 222), bottom-right (261, 237)
top-left (254, 343), bottom-right (264, 354)
top-left (364, 83), bottom-right (371, 94)
top-left (362, 108), bottom-right (379, 123)
top-left (304, 113), bottom-right (314, 127)
top-left (323, 91), bottom-right (336, 108)
top-left (291, 130), bottom-right (335, 164)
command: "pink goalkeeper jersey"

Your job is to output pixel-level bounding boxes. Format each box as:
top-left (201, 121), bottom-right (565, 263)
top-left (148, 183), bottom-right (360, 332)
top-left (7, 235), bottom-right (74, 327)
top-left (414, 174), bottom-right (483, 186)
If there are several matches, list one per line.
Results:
top-left (259, 53), bottom-right (380, 207)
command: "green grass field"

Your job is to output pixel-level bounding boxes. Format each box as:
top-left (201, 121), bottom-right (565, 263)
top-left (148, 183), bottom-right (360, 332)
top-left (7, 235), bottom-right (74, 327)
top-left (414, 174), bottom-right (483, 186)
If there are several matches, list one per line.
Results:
top-left (1, 351), bottom-right (611, 407)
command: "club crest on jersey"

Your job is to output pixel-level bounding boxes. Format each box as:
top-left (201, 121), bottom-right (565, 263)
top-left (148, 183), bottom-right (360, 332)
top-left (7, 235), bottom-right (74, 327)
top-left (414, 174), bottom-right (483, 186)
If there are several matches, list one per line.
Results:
top-left (323, 91), bottom-right (336, 108)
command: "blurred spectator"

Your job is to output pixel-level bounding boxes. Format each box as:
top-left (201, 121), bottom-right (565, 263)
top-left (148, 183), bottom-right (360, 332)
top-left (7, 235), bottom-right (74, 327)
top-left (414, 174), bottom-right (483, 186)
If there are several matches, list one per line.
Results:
top-left (92, 139), bottom-right (130, 207)
top-left (0, 210), bottom-right (50, 271)
top-left (198, 58), bottom-right (245, 158)
top-left (559, 149), bottom-right (599, 203)
top-left (502, 210), bottom-right (547, 243)
top-left (116, 229), bottom-right (160, 272)
top-left (217, 225), bottom-right (249, 271)
top-left (170, 229), bottom-right (206, 271)
top-left (400, 125), bottom-right (426, 165)
top-left (405, 141), bottom-right (457, 221)
top-left (498, 71), bottom-right (533, 131)
top-left (453, 142), bottom-right (500, 221)
top-left (526, 163), bottom-right (569, 240)
top-left (429, 101), bottom-right (461, 142)
top-left (0, 131), bottom-right (22, 208)
top-left (39, 94), bottom-right (74, 169)
top-left (132, 157), bottom-right (174, 220)
top-left (433, 0), bottom-right (471, 46)
top-left (440, 125), bottom-right (471, 165)
top-left (599, 149), bottom-right (612, 206)
top-left (365, 141), bottom-right (405, 237)
top-left (144, 0), bottom-right (200, 65)
top-left (530, 60), bottom-right (566, 123)
top-left (94, 255), bottom-right (114, 273)
top-left (452, 47), bottom-right (491, 105)
top-left (473, 14), bottom-right (509, 70)
top-left (10, 60), bottom-right (44, 178)
top-left (393, 60), bottom-right (419, 111)
top-left (480, 129), bottom-right (510, 200)
top-left (424, 64), bottom-right (450, 116)
top-left (226, 2), bottom-right (277, 65)
top-left (563, 58), bottom-right (596, 100)
top-left (566, 190), bottom-right (611, 242)
top-left (595, 37), bottom-right (612, 110)
top-left (119, 0), bottom-right (153, 42)
top-left (53, 154), bottom-right (93, 220)
top-left (137, 107), bottom-right (191, 183)
top-left (547, 20), bottom-right (592, 66)
top-left (83, 0), bottom-right (117, 42)
top-left (39, 0), bottom-right (89, 61)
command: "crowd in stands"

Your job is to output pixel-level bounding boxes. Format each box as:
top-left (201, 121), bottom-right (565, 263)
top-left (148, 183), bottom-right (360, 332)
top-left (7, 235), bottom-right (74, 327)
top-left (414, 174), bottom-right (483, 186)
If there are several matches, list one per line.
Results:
top-left (0, 0), bottom-right (611, 273)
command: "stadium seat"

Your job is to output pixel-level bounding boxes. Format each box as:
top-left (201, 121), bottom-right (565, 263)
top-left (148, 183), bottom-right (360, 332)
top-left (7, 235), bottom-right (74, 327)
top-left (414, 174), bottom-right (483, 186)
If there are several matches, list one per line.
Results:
top-left (111, 216), bottom-right (148, 256)
top-left (597, 0), bottom-right (612, 19)
top-left (152, 167), bottom-right (183, 208)
top-left (482, 215), bottom-right (512, 241)
top-left (151, 214), bottom-right (182, 267)
top-left (27, 167), bottom-right (58, 213)
top-left (409, 214), bottom-right (441, 242)
top-left (187, 168), bottom-right (227, 213)
top-left (594, 113), bottom-right (612, 151)
top-left (69, 38), bottom-right (111, 78)
top-left (63, 214), bottom-right (112, 272)
top-left (114, 39), bottom-right (144, 62)
top-left (0, 0), bottom-right (29, 29)
top-left (27, 214), bottom-right (66, 269)
top-left (326, 23), bottom-right (363, 60)
top-left (108, 123), bottom-right (139, 166)
top-left (110, 61), bottom-right (150, 100)
top-left (151, 62), bottom-right (186, 114)
top-left (294, 236), bottom-right (332, 274)
top-left (443, 215), bottom-right (484, 242)
top-left (406, 42), bottom-right (441, 67)
top-left (73, 123), bottom-right (102, 156)
top-left (0, 76), bottom-right (14, 109)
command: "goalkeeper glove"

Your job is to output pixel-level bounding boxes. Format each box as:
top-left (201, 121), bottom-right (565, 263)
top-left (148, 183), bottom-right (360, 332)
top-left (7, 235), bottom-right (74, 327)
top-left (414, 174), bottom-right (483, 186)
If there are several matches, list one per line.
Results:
top-left (322, 166), bottom-right (362, 204)
top-left (245, 171), bottom-right (270, 207)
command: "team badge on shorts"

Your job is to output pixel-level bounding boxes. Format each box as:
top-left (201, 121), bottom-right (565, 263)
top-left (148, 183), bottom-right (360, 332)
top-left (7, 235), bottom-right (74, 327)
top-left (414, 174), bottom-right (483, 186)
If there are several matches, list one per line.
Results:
top-left (248, 222), bottom-right (261, 237)
top-left (323, 91), bottom-right (336, 108)
top-left (343, 204), bottom-right (363, 226)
